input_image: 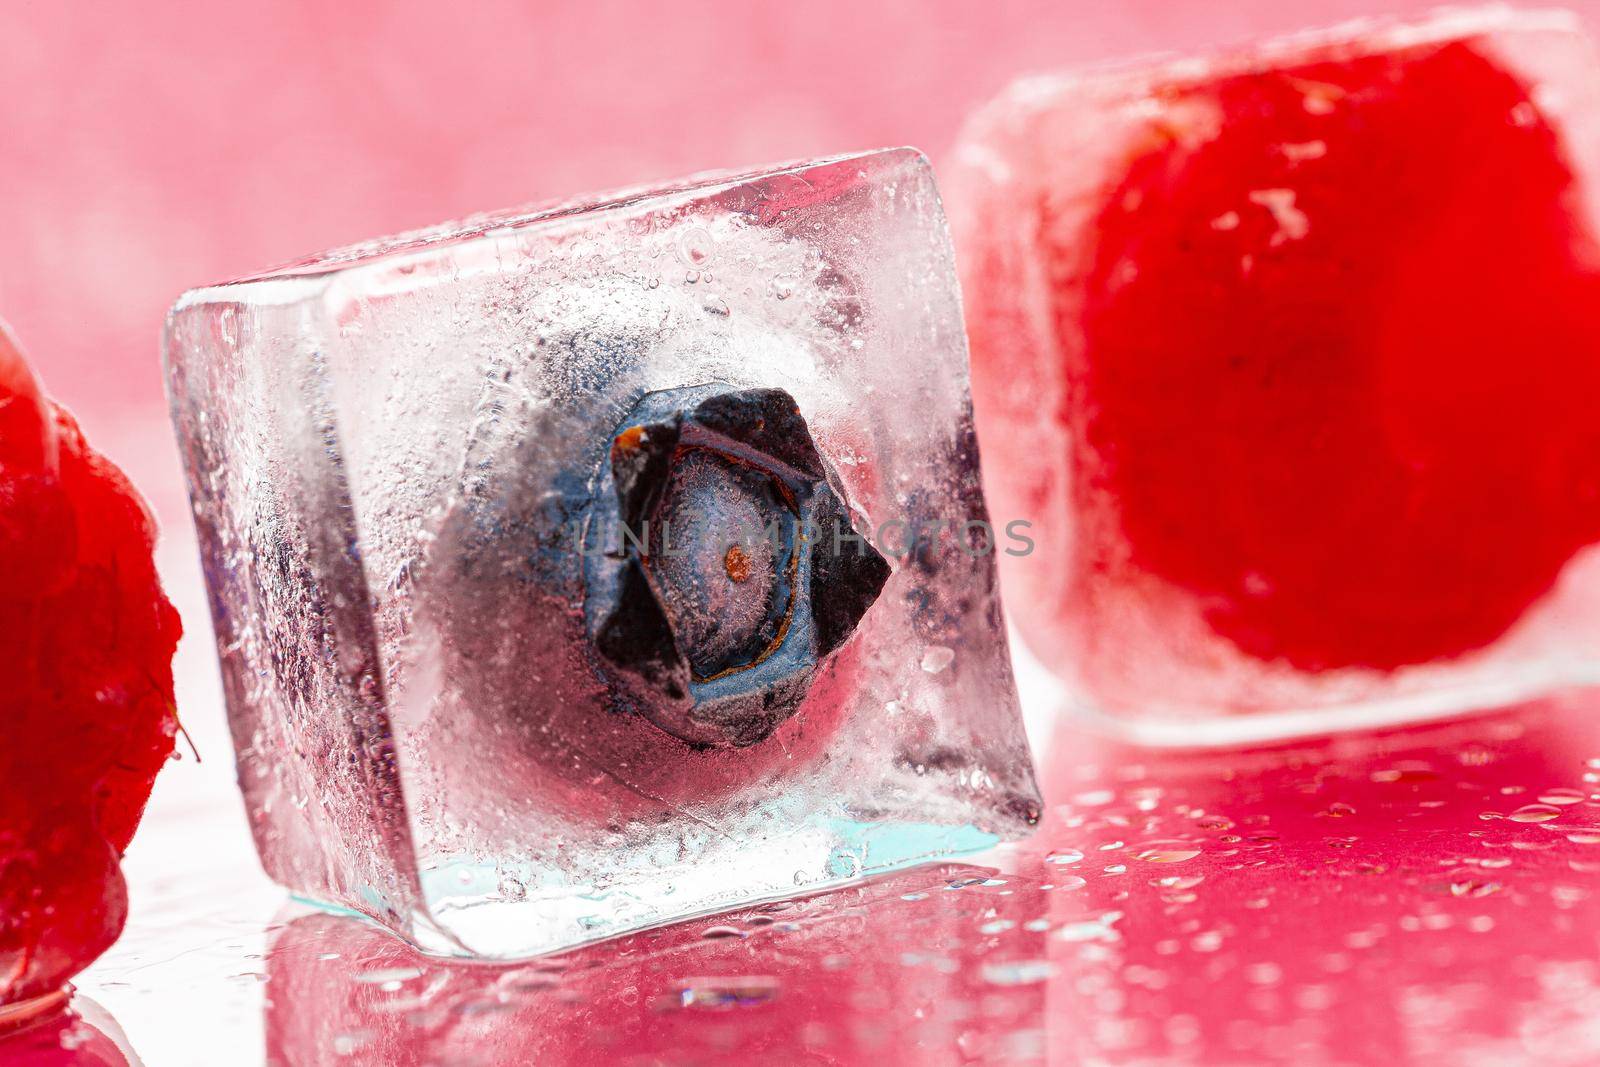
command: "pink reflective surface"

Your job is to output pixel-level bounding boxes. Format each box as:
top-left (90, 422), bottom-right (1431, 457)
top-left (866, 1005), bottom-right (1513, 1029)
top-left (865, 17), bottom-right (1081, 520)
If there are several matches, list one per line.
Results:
top-left (14, 687), bottom-right (1598, 1064)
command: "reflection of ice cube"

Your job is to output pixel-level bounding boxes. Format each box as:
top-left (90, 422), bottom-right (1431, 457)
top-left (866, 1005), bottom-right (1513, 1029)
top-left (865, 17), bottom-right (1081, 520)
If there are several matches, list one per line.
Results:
top-left (265, 862), bottom-right (1047, 1064)
top-left (166, 148), bottom-right (1040, 957)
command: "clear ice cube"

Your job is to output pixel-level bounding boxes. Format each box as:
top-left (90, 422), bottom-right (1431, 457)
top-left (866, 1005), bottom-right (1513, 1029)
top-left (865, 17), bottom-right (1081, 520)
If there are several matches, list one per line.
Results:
top-left (165, 148), bottom-right (1040, 956)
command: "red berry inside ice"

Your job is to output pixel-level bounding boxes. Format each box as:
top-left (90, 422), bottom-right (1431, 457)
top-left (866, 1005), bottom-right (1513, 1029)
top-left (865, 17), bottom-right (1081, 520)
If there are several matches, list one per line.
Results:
top-left (1074, 38), bottom-right (1600, 670)
top-left (963, 30), bottom-right (1600, 676)
top-left (0, 324), bottom-right (181, 1005)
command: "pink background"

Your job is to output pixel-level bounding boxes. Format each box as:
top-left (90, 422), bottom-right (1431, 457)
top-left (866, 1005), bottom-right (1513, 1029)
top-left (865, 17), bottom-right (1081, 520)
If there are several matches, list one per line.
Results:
top-left (2, 0), bottom-right (1497, 464)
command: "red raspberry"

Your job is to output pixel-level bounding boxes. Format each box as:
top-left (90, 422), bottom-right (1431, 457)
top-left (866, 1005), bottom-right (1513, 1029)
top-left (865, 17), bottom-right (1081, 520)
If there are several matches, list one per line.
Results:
top-left (0, 324), bottom-right (181, 1005)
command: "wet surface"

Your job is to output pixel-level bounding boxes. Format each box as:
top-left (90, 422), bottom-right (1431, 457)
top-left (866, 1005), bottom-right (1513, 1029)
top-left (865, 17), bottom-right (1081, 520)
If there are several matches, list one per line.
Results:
top-left (17, 688), bottom-right (1600, 1064)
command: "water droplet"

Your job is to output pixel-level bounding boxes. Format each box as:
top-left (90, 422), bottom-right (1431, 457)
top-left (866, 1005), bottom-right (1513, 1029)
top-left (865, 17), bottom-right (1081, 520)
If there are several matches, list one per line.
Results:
top-left (1293, 78), bottom-right (1344, 115)
top-left (1152, 875), bottom-right (1205, 890)
top-left (1136, 844), bottom-right (1202, 864)
top-left (1247, 187), bottom-right (1310, 245)
top-left (1370, 762), bottom-right (1436, 783)
top-left (771, 275), bottom-right (796, 300)
top-left (1509, 804), bottom-right (1562, 823)
top-left (981, 960), bottom-right (1057, 986)
top-left (1046, 849), bottom-right (1084, 866)
top-left (1279, 140), bottom-right (1327, 164)
top-left (672, 976), bottom-right (779, 1009)
top-left (1538, 788), bottom-right (1586, 806)
top-left (1056, 913), bottom-right (1123, 943)
top-left (1247, 962), bottom-right (1283, 986)
top-left (701, 925), bottom-right (746, 941)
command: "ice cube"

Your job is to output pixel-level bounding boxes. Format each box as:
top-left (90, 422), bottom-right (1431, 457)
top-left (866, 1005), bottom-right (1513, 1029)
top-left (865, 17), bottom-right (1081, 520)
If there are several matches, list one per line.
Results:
top-left (166, 148), bottom-right (1040, 956)
top-left (946, 9), bottom-right (1600, 740)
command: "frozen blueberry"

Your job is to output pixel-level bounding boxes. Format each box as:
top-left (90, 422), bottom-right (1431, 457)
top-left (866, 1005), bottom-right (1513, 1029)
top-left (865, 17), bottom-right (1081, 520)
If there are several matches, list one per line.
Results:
top-left (584, 385), bottom-right (890, 748)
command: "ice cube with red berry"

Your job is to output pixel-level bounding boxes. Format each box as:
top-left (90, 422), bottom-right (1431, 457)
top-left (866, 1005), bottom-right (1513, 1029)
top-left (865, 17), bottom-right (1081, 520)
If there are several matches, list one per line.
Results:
top-left (947, 7), bottom-right (1600, 738)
